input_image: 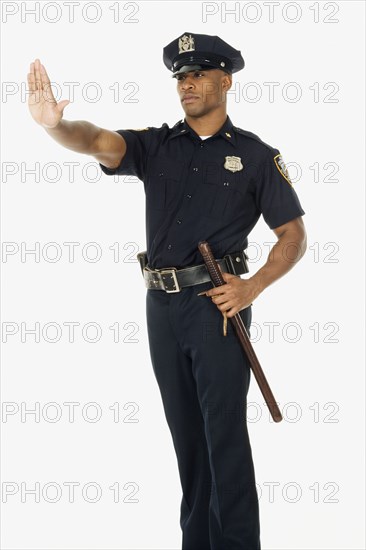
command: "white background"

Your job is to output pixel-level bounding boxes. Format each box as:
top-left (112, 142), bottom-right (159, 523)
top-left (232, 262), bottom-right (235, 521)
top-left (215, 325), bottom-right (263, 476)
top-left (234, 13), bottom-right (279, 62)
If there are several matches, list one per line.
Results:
top-left (1, 1), bottom-right (365, 549)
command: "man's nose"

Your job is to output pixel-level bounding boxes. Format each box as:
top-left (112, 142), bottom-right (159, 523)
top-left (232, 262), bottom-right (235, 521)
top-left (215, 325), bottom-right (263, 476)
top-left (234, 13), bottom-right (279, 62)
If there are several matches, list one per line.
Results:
top-left (180, 76), bottom-right (195, 90)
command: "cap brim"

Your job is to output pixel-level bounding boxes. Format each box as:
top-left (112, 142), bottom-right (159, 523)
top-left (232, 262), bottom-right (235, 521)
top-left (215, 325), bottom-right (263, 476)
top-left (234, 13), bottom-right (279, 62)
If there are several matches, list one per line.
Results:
top-left (172, 64), bottom-right (216, 76)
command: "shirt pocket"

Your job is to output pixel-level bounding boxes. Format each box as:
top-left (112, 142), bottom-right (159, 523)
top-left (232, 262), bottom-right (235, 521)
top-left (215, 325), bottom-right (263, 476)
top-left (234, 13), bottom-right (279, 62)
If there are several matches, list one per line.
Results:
top-left (203, 161), bottom-right (250, 220)
top-left (146, 155), bottom-right (185, 211)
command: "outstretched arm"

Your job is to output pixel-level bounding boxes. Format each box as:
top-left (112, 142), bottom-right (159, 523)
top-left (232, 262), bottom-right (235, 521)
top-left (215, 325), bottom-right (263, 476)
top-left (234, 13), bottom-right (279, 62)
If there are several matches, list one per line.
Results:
top-left (27, 58), bottom-right (126, 170)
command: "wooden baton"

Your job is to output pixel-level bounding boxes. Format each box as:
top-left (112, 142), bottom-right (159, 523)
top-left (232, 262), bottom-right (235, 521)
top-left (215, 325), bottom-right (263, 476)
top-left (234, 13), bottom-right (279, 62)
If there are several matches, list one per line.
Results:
top-left (198, 240), bottom-right (282, 423)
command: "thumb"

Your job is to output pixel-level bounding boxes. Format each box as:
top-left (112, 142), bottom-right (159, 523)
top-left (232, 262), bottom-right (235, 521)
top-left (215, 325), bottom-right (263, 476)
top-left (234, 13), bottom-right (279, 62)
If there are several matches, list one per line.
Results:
top-left (57, 99), bottom-right (71, 114)
top-left (218, 264), bottom-right (228, 280)
top-left (221, 270), bottom-right (236, 281)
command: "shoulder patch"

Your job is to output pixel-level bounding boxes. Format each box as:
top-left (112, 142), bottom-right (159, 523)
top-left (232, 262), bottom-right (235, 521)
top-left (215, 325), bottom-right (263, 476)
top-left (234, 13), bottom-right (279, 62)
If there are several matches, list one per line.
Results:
top-left (274, 153), bottom-right (292, 186)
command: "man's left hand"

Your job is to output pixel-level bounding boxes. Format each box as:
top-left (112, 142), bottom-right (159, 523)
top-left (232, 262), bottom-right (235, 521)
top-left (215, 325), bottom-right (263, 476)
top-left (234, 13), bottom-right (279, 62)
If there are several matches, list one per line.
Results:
top-left (200, 272), bottom-right (259, 318)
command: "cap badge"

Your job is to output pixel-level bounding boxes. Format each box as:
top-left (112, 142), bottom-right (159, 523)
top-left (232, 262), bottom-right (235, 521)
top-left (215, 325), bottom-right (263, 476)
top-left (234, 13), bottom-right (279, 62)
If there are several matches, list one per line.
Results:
top-left (178, 34), bottom-right (195, 54)
top-left (224, 156), bottom-right (243, 172)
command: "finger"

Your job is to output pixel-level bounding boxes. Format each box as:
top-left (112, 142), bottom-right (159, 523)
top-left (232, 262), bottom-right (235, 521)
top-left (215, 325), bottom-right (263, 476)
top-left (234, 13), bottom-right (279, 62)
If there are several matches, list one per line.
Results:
top-left (28, 62), bottom-right (36, 92)
top-left (205, 287), bottom-right (226, 297)
top-left (27, 71), bottom-right (36, 93)
top-left (40, 63), bottom-right (51, 86)
top-left (217, 301), bottom-right (233, 314)
top-left (40, 65), bottom-right (56, 102)
top-left (226, 308), bottom-right (238, 318)
top-left (34, 58), bottom-right (42, 91)
top-left (211, 294), bottom-right (226, 305)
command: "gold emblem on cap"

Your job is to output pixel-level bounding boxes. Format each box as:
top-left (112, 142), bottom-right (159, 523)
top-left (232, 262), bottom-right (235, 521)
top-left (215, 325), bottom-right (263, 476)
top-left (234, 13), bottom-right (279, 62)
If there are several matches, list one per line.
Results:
top-left (178, 34), bottom-right (195, 54)
top-left (224, 156), bottom-right (243, 172)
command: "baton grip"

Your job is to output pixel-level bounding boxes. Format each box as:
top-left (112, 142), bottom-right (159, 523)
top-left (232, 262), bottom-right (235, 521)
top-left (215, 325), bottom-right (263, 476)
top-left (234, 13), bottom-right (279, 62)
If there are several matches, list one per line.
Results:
top-left (198, 241), bottom-right (282, 423)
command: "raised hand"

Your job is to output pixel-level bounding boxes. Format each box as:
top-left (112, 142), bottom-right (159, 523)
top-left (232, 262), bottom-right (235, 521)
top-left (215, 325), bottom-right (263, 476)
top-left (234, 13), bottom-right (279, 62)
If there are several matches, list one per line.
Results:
top-left (27, 58), bottom-right (70, 128)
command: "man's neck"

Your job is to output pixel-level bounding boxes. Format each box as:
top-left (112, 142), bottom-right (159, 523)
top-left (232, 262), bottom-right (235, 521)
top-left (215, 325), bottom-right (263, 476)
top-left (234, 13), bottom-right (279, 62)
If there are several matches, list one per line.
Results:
top-left (185, 110), bottom-right (228, 137)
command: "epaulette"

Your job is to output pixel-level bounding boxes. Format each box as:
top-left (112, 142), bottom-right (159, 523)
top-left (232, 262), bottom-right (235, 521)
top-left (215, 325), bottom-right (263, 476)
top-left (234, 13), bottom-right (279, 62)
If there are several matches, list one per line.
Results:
top-left (232, 126), bottom-right (274, 152)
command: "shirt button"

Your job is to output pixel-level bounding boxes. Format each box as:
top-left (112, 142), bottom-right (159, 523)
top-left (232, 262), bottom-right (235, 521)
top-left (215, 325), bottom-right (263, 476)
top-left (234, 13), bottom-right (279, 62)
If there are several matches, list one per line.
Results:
top-left (193, 167), bottom-right (199, 172)
top-left (176, 219), bottom-right (182, 224)
top-left (167, 244), bottom-right (172, 250)
top-left (159, 172), bottom-right (164, 177)
top-left (200, 142), bottom-right (204, 148)
top-left (186, 194), bottom-right (192, 199)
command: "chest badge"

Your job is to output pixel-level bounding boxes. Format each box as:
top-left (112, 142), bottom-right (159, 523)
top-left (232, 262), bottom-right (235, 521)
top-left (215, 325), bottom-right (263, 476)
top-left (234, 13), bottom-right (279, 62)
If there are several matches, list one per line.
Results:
top-left (224, 156), bottom-right (243, 173)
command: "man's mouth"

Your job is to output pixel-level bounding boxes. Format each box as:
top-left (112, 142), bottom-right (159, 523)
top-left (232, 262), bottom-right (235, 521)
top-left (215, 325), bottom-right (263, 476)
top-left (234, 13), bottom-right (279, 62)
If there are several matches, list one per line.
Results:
top-left (181, 94), bottom-right (200, 104)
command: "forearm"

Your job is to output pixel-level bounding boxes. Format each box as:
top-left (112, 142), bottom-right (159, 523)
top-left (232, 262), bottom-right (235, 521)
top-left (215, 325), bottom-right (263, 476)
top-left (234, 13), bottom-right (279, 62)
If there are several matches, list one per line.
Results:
top-left (44, 119), bottom-right (101, 155)
top-left (249, 228), bottom-right (307, 298)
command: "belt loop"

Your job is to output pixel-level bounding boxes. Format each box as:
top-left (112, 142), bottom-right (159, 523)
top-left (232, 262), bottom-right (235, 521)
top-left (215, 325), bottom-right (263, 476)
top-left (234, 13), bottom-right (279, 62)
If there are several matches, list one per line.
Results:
top-left (137, 251), bottom-right (148, 275)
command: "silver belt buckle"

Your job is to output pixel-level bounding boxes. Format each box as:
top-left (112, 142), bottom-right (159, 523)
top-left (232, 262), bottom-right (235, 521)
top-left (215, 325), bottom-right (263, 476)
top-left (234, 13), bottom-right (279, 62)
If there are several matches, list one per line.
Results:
top-left (159, 268), bottom-right (180, 293)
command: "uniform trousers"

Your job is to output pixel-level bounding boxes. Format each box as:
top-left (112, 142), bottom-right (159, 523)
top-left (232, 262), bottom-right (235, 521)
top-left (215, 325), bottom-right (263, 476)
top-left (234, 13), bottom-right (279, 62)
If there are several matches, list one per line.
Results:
top-left (146, 280), bottom-right (261, 550)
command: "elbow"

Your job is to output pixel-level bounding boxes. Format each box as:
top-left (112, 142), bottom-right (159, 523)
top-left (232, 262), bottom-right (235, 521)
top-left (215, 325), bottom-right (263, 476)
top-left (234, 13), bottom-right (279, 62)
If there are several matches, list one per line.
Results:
top-left (299, 230), bottom-right (307, 260)
top-left (293, 225), bottom-right (307, 262)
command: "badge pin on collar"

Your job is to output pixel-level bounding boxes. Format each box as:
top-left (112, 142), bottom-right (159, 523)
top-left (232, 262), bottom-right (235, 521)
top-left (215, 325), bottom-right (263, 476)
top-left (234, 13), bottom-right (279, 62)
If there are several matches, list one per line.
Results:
top-left (224, 156), bottom-right (243, 172)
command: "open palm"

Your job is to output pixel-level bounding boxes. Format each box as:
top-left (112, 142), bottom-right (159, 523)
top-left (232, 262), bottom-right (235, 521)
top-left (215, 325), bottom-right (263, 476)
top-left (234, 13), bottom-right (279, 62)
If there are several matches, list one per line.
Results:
top-left (27, 58), bottom-right (70, 128)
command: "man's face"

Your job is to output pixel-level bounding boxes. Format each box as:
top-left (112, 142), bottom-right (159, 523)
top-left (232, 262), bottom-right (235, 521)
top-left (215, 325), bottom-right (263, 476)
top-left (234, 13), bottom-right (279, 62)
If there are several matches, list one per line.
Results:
top-left (175, 69), bottom-right (232, 118)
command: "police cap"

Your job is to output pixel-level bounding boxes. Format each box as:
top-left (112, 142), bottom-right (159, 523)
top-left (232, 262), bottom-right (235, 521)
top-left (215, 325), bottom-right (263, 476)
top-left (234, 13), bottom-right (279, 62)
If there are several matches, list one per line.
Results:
top-left (163, 32), bottom-right (245, 76)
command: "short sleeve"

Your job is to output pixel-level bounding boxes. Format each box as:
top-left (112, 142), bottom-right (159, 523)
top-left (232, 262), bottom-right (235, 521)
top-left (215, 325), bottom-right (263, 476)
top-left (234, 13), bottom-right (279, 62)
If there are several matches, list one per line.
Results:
top-left (99, 128), bottom-right (151, 181)
top-left (255, 147), bottom-right (305, 229)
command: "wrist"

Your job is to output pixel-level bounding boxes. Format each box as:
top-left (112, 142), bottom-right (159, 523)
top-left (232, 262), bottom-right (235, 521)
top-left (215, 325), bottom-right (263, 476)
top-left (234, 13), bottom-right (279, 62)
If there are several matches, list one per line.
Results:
top-left (247, 273), bottom-right (266, 301)
top-left (44, 118), bottom-right (64, 132)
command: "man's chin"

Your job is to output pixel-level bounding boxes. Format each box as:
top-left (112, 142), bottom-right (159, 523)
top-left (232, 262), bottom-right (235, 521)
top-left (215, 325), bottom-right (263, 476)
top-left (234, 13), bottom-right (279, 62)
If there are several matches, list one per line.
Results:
top-left (181, 104), bottom-right (208, 118)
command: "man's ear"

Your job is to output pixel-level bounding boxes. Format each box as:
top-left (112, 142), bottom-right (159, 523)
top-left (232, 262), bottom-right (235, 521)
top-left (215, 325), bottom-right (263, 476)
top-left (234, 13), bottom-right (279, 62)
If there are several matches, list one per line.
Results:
top-left (222, 73), bottom-right (232, 92)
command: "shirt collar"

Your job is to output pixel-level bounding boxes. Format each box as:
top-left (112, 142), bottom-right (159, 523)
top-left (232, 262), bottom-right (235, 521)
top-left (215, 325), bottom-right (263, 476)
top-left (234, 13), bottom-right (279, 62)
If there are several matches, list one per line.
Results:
top-left (168, 116), bottom-right (237, 146)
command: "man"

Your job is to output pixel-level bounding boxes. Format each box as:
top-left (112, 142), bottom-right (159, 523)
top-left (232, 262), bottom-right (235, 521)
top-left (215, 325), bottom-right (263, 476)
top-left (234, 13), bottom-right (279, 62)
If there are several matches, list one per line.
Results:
top-left (28, 32), bottom-right (306, 550)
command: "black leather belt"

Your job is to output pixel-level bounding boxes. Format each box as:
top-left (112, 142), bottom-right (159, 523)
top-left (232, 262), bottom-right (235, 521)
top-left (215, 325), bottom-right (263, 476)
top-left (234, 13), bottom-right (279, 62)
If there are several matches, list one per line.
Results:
top-left (137, 250), bottom-right (249, 293)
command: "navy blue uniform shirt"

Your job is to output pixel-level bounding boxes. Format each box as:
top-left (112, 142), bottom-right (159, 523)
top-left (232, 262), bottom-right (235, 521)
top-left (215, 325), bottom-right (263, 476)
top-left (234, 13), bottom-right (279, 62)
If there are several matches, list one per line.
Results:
top-left (99, 116), bottom-right (305, 269)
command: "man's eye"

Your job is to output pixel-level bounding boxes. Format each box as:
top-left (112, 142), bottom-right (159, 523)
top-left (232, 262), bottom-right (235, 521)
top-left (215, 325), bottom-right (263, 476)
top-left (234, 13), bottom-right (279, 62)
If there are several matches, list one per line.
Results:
top-left (194, 72), bottom-right (204, 77)
top-left (176, 75), bottom-right (185, 81)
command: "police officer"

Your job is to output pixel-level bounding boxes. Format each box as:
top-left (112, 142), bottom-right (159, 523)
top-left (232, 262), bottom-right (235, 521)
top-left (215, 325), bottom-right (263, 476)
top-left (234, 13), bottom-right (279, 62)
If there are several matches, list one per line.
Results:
top-left (28, 33), bottom-right (306, 550)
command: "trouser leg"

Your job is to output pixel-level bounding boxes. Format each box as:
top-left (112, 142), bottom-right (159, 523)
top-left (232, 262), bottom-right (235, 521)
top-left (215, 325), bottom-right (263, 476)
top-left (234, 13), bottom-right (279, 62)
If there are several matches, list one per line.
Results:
top-left (171, 282), bottom-right (261, 550)
top-left (146, 288), bottom-right (212, 550)
top-left (191, 301), bottom-right (261, 549)
top-left (146, 281), bottom-right (261, 550)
